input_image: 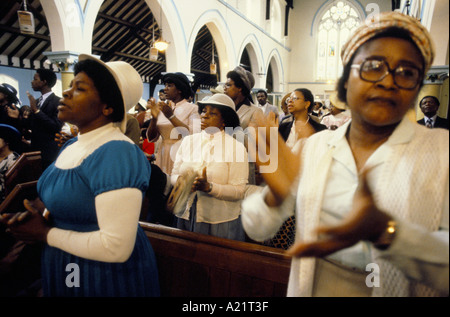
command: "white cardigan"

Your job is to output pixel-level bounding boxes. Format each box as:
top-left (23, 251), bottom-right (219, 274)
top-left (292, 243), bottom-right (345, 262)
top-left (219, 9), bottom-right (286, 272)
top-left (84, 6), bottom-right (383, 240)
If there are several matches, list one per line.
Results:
top-left (242, 118), bottom-right (449, 296)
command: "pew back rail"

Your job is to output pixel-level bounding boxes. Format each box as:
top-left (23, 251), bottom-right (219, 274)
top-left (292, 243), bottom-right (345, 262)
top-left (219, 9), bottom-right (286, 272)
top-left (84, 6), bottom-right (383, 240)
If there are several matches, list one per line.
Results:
top-left (140, 222), bottom-right (291, 297)
top-left (4, 151), bottom-right (42, 197)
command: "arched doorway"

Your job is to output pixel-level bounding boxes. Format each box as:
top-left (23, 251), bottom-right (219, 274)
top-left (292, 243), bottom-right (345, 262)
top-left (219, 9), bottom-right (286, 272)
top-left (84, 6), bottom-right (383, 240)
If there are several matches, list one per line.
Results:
top-left (190, 25), bottom-right (220, 97)
top-left (91, 0), bottom-right (167, 98)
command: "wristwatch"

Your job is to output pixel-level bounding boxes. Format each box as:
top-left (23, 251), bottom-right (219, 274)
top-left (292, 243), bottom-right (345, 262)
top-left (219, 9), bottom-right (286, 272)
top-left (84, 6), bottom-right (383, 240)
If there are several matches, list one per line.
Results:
top-left (373, 220), bottom-right (397, 250)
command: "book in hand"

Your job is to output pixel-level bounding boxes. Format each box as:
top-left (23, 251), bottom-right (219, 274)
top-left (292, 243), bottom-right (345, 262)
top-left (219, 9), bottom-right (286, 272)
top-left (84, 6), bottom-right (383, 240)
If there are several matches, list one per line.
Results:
top-left (0, 181), bottom-right (38, 215)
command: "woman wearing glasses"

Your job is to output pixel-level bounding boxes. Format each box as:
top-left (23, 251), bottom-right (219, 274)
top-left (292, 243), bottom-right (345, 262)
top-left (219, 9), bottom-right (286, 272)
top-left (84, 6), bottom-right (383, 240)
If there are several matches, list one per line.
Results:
top-left (242, 12), bottom-right (448, 297)
top-left (278, 88), bottom-right (327, 148)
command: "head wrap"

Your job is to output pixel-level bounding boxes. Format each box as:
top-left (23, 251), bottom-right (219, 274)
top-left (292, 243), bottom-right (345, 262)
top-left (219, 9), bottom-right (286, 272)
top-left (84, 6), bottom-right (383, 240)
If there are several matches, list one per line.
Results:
top-left (232, 66), bottom-right (255, 92)
top-left (341, 11), bottom-right (435, 72)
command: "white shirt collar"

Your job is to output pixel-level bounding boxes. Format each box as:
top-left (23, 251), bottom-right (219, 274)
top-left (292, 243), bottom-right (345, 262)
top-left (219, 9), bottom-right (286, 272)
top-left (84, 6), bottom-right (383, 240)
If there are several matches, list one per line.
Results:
top-left (327, 116), bottom-right (415, 149)
top-left (425, 114), bottom-right (438, 124)
top-left (40, 91), bottom-right (53, 104)
top-left (201, 129), bottom-right (224, 140)
top-left (77, 123), bottom-right (117, 143)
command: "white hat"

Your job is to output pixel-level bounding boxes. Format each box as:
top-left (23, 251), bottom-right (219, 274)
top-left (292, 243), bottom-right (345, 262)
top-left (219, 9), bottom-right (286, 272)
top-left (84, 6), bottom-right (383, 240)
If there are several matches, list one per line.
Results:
top-left (198, 93), bottom-right (235, 111)
top-left (197, 93), bottom-right (240, 128)
top-left (210, 85), bottom-right (224, 94)
top-left (78, 54), bottom-right (143, 133)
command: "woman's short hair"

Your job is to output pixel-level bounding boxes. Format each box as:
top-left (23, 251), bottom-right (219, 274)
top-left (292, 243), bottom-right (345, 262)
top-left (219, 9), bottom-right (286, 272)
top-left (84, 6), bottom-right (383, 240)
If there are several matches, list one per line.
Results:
top-left (294, 88), bottom-right (315, 113)
top-left (74, 59), bottom-right (124, 123)
top-left (336, 27), bottom-right (426, 103)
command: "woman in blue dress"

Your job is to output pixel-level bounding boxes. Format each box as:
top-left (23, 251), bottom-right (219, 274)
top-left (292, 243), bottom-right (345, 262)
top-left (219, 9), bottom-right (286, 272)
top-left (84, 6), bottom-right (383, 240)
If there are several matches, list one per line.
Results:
top-left (1, 54), bottom-right (160, 297)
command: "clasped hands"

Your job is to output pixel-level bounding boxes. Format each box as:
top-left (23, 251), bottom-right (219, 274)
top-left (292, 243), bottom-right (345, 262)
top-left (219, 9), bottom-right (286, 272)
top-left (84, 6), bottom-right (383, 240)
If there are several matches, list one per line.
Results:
top-left (0, 198), bottom-right (51, 244)
top-left (285, 170), bottom-right (393, 258)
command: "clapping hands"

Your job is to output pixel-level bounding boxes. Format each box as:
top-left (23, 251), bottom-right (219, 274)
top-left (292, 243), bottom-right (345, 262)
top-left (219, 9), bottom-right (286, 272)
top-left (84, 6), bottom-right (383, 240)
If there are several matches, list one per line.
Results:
top-left (0, 198), bottom-right (51, 244)
top-left (286, 169), bottom-right (393, 258)
top-left (192, 167), bottom-right (211, 193)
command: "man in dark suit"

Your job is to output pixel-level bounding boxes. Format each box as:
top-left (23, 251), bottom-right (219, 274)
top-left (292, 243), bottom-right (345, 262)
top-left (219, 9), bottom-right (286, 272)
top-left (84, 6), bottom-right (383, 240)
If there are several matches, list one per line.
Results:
top-left (27, 68), bottom-right (63, 170)
top-left (417, 95), bottom-right (449, 130)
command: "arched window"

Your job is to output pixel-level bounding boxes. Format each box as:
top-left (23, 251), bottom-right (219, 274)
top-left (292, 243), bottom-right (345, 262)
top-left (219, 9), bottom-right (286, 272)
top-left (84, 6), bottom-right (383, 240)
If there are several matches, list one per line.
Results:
top-left (316, 1), bottom-right (363, 81)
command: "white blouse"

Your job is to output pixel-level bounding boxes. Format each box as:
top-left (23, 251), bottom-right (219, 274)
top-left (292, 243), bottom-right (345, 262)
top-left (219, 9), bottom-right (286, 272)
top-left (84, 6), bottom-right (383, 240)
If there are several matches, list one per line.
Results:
top-left (171, 130), bottom-right (249, 224)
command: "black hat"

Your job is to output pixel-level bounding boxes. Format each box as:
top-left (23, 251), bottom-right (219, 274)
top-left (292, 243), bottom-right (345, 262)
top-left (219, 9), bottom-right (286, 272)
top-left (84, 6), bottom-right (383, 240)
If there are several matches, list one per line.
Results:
top-left (0, 83), bottom-right (20, 105)
top-left (0, 124), bottom-right (21, 151)
top-left (162, 72), bottom-right (193, 99)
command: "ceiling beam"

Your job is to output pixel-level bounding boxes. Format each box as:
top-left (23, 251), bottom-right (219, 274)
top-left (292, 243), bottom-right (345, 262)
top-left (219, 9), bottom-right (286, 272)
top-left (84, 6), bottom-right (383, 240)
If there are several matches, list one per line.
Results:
top-left (0, 25), bottom-right (50, 41)
top-left (93, 46), bottom-right (166, 65)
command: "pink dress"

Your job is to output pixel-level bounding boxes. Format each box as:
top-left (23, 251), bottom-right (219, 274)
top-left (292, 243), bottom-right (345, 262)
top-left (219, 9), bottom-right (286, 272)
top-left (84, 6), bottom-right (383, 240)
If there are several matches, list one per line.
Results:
top-left (150, 99), bottom-right (199, 175)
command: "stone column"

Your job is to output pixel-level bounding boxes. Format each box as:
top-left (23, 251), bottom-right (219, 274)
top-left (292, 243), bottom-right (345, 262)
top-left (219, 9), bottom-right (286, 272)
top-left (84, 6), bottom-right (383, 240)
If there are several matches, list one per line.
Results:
top-left (43, 51), bottom-right (79, 91)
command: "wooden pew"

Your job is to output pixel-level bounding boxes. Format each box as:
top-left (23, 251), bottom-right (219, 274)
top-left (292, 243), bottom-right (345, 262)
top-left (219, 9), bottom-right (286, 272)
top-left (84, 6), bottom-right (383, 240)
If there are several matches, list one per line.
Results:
top-left (0, 180), bottom-right (38, 214)
top-left (140, 222), bottom-right (291, 297)
top-left (4, 151), bottom-right (42, 197)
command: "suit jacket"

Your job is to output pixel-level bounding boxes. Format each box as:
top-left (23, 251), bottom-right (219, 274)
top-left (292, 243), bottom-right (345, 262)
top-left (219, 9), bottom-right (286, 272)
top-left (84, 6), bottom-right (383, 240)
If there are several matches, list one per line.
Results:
top-left (236, 102), bottom-right (263, 130)
top-left (30, 92), bottom-right (63, 167)
top-left (417, 116), bottom-right (449, 130)
top-left (259, 103), bottom-right (278, 116)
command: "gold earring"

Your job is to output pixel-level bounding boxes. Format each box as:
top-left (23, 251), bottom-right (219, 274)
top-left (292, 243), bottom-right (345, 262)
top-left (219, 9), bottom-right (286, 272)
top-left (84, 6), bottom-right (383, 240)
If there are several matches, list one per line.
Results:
top-left (103, 107), bottom-right (113, 116)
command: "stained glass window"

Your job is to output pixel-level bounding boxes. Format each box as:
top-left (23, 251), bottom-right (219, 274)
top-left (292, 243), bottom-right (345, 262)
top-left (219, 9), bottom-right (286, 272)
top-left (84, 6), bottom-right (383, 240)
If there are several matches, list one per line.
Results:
top-left (316, 1), bottom-right (362, 81)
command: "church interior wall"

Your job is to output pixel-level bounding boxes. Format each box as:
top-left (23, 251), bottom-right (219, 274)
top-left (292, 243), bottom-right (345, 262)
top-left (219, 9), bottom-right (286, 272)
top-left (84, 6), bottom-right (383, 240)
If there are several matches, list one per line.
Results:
top-left (0, 0), bottom-right (448, 116)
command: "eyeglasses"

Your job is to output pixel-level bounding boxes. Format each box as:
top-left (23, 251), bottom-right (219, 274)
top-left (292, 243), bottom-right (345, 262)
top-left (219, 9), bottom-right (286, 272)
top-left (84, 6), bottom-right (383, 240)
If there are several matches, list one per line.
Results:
top-left (351, 59), bottom-right (422, 90)
top-left (286, 96), bottom-right (303, 103)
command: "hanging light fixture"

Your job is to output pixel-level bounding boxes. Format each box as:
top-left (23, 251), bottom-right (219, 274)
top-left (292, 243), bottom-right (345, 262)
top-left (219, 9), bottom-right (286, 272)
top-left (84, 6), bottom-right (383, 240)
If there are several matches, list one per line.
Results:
top-left (150, 46), bottom-right (159, 61)
top-left (149, 19), bottom-right (158, 61)
top-left (154, 0), bottom-right (169, 51)
top-left (210, 40), bottom-right (217, 75)
top-left (17, 0), bottom-right (35, 35)
top-left (154, 39), bottom-right (169, 51)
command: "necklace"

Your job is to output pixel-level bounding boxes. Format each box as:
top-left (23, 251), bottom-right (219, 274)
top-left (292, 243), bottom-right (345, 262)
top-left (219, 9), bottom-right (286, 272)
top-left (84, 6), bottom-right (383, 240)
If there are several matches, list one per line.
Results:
top-left (295, 116), bottom-right (310, 126)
